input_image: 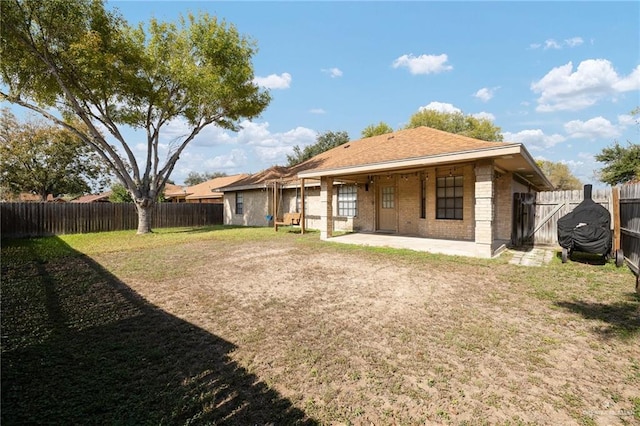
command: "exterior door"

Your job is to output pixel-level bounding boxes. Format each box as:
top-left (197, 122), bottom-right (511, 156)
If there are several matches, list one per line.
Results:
top-left (378, 184), bottom-right (397, 232)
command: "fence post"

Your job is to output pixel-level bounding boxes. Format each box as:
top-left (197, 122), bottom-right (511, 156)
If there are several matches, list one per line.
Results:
top-left (612, 186), bottom-right (621, 253)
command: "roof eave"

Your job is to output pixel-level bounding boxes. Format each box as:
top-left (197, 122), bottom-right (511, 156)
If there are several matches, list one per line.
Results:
top-left (298, 145), bottom-right (523, 178)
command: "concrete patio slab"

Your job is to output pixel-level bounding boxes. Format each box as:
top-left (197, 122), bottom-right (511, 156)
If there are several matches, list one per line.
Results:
top-left (327, 233), bottom-right (480, 258)
top-left (508, 247), bottom-right (555, 267)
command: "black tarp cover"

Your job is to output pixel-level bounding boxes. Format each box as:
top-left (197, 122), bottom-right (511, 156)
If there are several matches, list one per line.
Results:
top-left (557, 188), bottom-right (612, 256)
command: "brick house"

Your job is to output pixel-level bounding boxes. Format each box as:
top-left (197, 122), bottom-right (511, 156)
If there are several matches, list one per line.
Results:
top-left (220, 126), bottom-right (552, 258)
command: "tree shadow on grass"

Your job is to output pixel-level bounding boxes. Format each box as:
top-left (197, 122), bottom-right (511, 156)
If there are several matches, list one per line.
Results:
top-left (1, 237), bottom-right (317, 425)
top-left (555, 293), bottom-right (640, 340)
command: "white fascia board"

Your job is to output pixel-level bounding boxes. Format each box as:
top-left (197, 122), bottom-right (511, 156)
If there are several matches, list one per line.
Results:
top-left (297, 145), bottom-right (523, 178)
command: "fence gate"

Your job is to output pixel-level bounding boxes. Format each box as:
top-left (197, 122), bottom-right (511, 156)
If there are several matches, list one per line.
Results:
top-left (512, 193), bottom-right (535, 246)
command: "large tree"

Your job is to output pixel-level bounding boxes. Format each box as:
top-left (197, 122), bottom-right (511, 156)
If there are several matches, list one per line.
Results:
top-left (361, 122), bottom-right (393, 138)
top-left (0, 109), bottom-right (110, 200)
top-left (1, 0), bottom-right (270, 233)
top-left (406, 109), bottom-right (503, 142)
top-left (535, 159), bottom-right (582, 190)
top-left (595, 142), bottom-right (640, 185)
top-left (287, 130), bottom-right (350, 166)
top-left (594, 107), bottom-right (640, 185)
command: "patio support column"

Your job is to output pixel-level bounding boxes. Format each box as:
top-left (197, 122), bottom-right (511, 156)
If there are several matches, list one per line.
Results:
top-left (320, 177), bottom-right (333, 240)
top-left (475, 161), bottom-right (495, 258)
top-left (300, 178), bottom-right (305, 234)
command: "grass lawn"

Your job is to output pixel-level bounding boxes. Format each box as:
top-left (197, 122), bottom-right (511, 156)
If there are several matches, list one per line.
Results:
top-left (1, 226), bottom-right (638, 425)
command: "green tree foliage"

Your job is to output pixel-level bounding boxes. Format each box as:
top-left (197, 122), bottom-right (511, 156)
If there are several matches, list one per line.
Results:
top-left (109, 182), bottom-right (167, 202)
top-left (406, 109), bottom-right (503, 141)
top-left (1, 0), bottom-right (270, 233)
top-left (594, 107), bottom-right (640, 186)
top-left (109, 183), bottom-right (133, 203)
top-left (0, 109), bottom-right (111, 200)
top-left (595, 142), bottom-right (640, 185)
top-left (361, 122), bottom-right (394, 138)
top-left (535, 160), bottom-right (582, 190)
top-left (184, 171), bottom-right (228, 186)
top-left (287, 131), bottom-right (350, 166)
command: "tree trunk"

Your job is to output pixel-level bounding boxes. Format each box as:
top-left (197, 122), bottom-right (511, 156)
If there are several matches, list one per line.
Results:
top-left (135, 199), bottom-right (154, 234)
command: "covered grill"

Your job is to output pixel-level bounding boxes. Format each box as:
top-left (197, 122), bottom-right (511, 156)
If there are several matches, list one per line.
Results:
top-left (557, 184), bottom-right (622, 265)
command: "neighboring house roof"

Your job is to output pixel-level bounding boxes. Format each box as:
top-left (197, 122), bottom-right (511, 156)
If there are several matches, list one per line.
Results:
top-left (71, 191), bottom-right (112, 203)
top-left (163, 183), bottom-right (187, 198)
top-left (297, 126), bottom-right (553, 190)
top-left (185, 174), bottom-right (249, 200)
top-left (218, 165), bottom-right (321, 192)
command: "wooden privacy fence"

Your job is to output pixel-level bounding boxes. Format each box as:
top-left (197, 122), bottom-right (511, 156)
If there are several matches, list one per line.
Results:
top-left (513, 182), bottom-right (640, 282)
top-left (0, 202), bottom-right (223, 237)
top-left (512, 188), bottom-right (612, 247)
top-left (619, 183), bottom-right (640, 277)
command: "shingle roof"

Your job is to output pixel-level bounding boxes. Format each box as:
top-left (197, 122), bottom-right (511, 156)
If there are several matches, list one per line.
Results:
top-left (163, 183), bottom-right (187, 197)
top-left (297, 126), bottom-right (518, 173)
top-left (217, 163), bottom-right (319, 191)
top-left (71, 192), bottom-right (112, 203)
top-left (185, 174), bottom-right (249, 200)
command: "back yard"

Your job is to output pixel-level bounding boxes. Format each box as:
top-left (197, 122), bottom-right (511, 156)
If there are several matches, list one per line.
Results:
top-left (1, 227), bottom-right (638, 425)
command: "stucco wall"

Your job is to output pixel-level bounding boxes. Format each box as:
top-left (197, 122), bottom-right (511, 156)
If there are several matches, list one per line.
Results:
top-left (224, 190), bottom-right (272, 226)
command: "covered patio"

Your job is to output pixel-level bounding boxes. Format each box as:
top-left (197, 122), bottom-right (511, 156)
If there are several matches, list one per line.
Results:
top-left (328, 232), bottom-right (500, 258)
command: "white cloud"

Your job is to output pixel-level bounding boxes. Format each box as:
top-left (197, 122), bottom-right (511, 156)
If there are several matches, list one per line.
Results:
top-left (544, 39), bottom-right (562, 50)
top-left (321, 67), bottom-right (343, 78)
top-left (230, 121), bottom-right (317, 163)
top-left (392, 53), bottom-right (453, 75)
top-left (418, 101), bottom-right (461, 114)
top-left (563, 116), bottom-right (621, 140)
top-left (612, 65), bottom-right (640, 91)
top-left (203, 149), bottom-right (248, 170)
top-left (578, 152), bottom-right (595, 161)
top-left (530, 37), bottom-right (584, 50)
top-left (565, 37), bottom-right (584, 48)
top-left (253, 146), bottom-right (295, 162)
top-left (309, 108), bottom-right (326, 114)
top-left (253, 72), bottom-right (292, 89)
top-left (164, 120), bottom-right (317, 182)
top-left (531, 59), bottom-right (639, 112)
top-left (502, 129), bottom-right (566, 151)
top-left (618, 113), bottom-right (637, 127)
top-left (472, 111), bottom-right (496, 121)
top-left (474, 87), bottom-right (499, 102)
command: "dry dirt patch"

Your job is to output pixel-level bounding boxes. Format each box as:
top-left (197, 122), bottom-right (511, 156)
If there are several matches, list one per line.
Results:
top-left (97, 237), bottom-right (639, 425)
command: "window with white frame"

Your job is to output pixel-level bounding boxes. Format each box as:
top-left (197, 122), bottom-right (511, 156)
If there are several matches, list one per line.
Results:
top-left (235, 192), bottom-right (243, 215)
top-left (337, 185), bottom-right (357, 217)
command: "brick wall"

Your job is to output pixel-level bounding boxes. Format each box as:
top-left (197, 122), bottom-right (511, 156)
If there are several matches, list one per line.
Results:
top-left (421, 164), bottom-right (475, 240)
top-left (398, 175), bottom-right (420, 235)
top-left (494, 172), bottom-right (513, 241)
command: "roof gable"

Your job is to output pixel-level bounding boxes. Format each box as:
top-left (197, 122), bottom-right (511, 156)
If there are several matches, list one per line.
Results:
top-left (297, 126), bottom-right (517, 173)
top-left (184, 174), bottom-right (249, 199)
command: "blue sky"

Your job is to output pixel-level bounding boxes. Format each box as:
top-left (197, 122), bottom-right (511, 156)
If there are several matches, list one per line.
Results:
top-left (9, 1), bottom-right (640, 186)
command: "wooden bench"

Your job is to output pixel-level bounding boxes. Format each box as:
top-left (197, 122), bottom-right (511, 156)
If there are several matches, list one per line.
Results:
top-left (275, 212), bottom-right (301, 230)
